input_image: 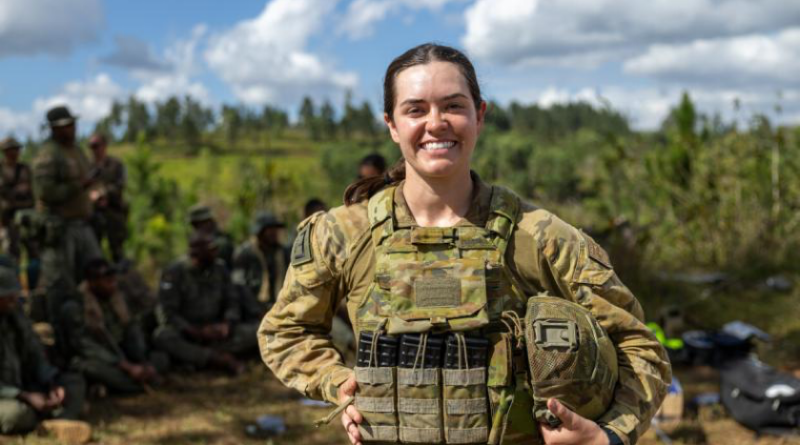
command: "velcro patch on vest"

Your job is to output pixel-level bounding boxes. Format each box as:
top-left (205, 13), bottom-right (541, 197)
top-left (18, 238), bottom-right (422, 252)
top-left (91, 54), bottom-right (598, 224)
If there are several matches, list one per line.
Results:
top-left (414, 277), bottom-right (461, 307)
top-left (411, 227), bottom-right (455, 245)
top-left (290, 224), bottom-right (313, 266)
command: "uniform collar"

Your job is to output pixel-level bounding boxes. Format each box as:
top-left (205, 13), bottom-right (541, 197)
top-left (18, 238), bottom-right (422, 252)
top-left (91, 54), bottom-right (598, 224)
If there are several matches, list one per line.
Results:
top-left (394, 171), bottom-right (492, 228)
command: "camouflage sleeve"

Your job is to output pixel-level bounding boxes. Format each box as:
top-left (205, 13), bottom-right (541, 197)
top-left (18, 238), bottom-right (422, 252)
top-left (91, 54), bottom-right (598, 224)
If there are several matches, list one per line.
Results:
top-left (545, 232), bottom-right (671, 445)
top-left (32, 149), bottom-right (81, 206)
top-left (258, 212), bottom-right (353, 405)
top-left (155, 265), bottom-right (191, 332)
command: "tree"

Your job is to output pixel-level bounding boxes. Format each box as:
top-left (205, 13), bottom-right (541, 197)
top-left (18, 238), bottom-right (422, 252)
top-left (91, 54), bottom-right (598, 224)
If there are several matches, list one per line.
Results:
top-left (123, 96), bottom-right (152, 142)
top-left (154, 97), bottom-right (181, 139)
top-left (299, 96), bottom-right (320, 140)
top-left (319, 100), bottom-right (337, 139)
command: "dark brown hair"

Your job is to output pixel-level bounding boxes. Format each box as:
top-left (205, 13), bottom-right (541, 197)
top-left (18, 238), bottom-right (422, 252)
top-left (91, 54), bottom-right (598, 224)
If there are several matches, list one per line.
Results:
top-left (343, 43), bottom-right (483, 206)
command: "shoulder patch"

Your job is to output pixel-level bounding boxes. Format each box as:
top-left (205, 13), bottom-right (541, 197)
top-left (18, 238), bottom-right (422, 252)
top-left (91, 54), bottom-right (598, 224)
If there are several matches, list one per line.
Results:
top-left (584, 234), bottom-right (612, 269)
top-left (291, 224), bottom-right (313, 266)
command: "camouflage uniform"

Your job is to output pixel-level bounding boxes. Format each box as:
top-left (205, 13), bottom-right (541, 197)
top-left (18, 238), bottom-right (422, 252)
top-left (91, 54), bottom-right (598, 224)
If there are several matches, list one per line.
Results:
top-left (0, 269), bottom-right (85, 434)
top-left (153, 257), bottom-right (258, 368)
top-left (0, 137), bottom-right (35, 261)
top-left (32, 137), bottom-right (102, 322)
top-left (232, 240), bottom-right (288, 311)
top-left (89, 155), bottom-right (128, 262)
top-left (59, 283), bottom-right (167, 394)
top-left (259, 176), bottom-right (670, 445)
top-left (187, 205), bottom-right (235, 270)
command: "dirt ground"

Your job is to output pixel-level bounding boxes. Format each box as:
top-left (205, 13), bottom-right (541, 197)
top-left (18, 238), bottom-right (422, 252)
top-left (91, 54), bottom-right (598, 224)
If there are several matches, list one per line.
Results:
top-left (1, 363), bottom-right (798, 445)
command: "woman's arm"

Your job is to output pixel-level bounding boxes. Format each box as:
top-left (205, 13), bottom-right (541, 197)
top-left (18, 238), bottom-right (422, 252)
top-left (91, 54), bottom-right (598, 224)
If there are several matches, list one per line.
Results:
top-left (544, 230), bottom-right (671, 445)
top-left (258, 212), bottom-right (354, 404)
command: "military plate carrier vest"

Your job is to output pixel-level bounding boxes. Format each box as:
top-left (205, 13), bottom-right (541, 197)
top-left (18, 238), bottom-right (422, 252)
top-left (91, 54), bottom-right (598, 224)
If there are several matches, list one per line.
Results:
top-left (349, 184), bottom-right (617, 444)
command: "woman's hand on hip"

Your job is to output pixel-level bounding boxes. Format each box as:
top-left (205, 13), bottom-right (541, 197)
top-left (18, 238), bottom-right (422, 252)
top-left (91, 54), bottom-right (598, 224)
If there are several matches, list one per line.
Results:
top-left (339, 375), bottom-right (363, 445)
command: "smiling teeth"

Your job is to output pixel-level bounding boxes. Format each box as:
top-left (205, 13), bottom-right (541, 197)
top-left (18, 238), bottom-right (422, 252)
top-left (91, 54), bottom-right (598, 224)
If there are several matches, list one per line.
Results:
top-left (422, 141), bottom-right (455, 150)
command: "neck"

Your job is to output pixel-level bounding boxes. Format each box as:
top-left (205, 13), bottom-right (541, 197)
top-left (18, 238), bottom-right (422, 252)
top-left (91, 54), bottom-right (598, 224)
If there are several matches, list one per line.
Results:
top-left (403, 164), bottom-right (473, 227)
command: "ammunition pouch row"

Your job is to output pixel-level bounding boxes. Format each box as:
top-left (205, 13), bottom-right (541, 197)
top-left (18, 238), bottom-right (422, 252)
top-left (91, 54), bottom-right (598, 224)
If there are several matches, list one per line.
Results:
top-left (355, 332), bottom-right (493, 444)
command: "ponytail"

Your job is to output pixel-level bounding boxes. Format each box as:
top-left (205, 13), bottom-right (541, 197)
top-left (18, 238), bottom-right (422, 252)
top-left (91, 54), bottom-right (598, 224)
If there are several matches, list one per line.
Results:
top-left (343, 158), bottom-right (406, 206)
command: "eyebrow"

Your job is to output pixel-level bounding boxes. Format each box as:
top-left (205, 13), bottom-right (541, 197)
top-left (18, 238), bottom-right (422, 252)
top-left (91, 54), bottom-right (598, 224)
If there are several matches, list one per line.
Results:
top-left (399, 93), bottom-right (470, 107)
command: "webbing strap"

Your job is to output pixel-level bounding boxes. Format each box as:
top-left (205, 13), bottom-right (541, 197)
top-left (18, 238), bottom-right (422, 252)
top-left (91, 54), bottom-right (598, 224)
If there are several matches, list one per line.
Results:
top-left (447, 427), bottom-right (489, 444)
top-left (354, 367), bottom-right (394, 385)
top-left (355, 396), bottom-right (395, 413)
top-left (485, 185), bottom-right (521, 258)
top-left (398, 397), bottom-right (440, 414)
top-left (397, 368), bottom-right (440, 386)
top-left (443, 368), bottom-right (487, 386)
top-left (399, 427), bottom-right (442, 443)
top-left (446, 398), bottom-right (487, 415)
top-left (359, 424), bottom-right (398, 442)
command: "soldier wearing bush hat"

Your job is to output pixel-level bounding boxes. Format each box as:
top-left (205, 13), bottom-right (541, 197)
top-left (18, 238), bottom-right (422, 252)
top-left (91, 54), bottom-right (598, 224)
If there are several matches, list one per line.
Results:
top-left (31, 105), bottom-right (102, 323)
top-left (187, 204), bottom-right (234, 269)
top-left (152, 231), bottom-right (258, 375)
top-left (232, 211), bottom-right (289, 316)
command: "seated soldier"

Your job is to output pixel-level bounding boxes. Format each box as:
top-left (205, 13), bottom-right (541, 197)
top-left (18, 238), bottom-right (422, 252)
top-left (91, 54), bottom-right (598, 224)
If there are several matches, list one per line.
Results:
top-left (0, 262), bottom-right (91, 443)
top-left (60, 258), bottom-right (167, 395)
top-left (232, 211), bottom-right (289, 320)
top-left (153, 232), bottom-right (258, 375)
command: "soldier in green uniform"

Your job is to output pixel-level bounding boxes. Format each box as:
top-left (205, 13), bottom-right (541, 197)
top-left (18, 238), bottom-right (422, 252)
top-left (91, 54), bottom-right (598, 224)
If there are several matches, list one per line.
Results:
top-left (232, 211), bottom-right (288, 316)
top-left (188, 204), bottom-right (234, 270)
top-left (60, 258), bottom-right (166, 394)
top-left (259, 44), bottom-right (670, 445)
top-left (153, 232), bottom-right (257, 375)
top-left (87, 134), bottom-right (128, 263)
top-left (0, 137), bottom-right (35, 261)
top-left (0, 260), bottom-right (90, 441)
top-left (31, 105), bottom-right (102, 323)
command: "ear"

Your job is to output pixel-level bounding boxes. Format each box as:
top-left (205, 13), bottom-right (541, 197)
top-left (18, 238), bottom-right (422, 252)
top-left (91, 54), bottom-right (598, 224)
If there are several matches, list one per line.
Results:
top-left (475, 101), bottom-right (487, 135)
top-left (384, 112), bottom-right (400, 144)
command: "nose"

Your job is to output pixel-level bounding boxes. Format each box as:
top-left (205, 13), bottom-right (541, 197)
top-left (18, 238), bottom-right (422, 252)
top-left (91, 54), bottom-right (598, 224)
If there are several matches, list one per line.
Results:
top-left (426, 108), bottom-right (449, 134)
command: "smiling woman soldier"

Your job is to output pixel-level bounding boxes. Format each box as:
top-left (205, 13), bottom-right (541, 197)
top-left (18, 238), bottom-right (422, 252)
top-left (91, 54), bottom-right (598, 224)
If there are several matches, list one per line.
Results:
top-left (259, 43), bottom-right (670, 445)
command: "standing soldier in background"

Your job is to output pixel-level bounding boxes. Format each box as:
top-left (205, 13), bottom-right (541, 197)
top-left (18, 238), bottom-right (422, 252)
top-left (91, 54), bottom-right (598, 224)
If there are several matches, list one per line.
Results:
top-left (0, 137), bottom-right (36, 270)
top-left (232, 211), bottom-right (288, 314)
top-left (87, 134), bottom-right (128, 263)
top-left (31, 106), bottom-right (102, 323)
top-left (188, 204), bottom-right (234, 270)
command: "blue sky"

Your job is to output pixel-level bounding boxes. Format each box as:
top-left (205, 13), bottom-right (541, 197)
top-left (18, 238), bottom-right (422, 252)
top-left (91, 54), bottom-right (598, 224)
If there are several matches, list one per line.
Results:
top-left (1, 0), bottom-right (799, 137)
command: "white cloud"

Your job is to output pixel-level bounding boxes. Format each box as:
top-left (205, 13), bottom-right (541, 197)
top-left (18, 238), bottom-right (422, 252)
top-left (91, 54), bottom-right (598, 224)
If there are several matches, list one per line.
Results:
top-left (0, 108), bottom-right (37, 139)
top-left (493, 85), bottom-right (799, 130)
top-left (339, 0), bottom-right (461, 40)
top-left (32, 73), bottom-right (124, 123)
top-left (462, 0), bottom-right (800, 67)
top-left (624, 28), bottom-right (800, 88)
top-left (133, 25), bottom-right (210, 104)
top-left (205, 0), bottom-right (357, 105)
top-left (0, 0), bottom-right (103, 58)
top-left (0, 73), bottom-right (124, 137)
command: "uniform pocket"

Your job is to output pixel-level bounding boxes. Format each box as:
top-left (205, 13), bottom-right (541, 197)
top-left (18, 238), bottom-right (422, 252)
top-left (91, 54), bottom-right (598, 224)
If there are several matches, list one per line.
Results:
top-left (441, 334), bottom-right (490, 444)
top-left (355, 366), bottom-right (398, 442)
top-left (397, 368), bottom-right (443, 443)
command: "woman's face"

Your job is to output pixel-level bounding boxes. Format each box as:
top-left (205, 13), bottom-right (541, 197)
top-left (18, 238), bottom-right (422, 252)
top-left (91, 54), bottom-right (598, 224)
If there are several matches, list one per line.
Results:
top-left (385, 61), bottom-right (486, 180)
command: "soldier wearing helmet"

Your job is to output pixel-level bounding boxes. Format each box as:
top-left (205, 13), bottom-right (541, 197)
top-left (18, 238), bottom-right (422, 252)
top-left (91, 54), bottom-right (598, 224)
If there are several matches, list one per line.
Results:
top-left (259, 44), bottom-right (670, 445)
